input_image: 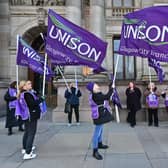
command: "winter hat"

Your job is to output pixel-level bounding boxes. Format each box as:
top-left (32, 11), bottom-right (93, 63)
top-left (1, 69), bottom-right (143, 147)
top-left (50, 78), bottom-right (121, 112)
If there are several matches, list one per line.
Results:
top-left (86, 82), bottom-right (95, 92)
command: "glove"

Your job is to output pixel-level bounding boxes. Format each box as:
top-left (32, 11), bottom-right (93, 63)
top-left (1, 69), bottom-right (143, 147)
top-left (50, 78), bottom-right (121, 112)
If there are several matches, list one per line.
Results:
top-left (40, 96), bottom-right (45, 102)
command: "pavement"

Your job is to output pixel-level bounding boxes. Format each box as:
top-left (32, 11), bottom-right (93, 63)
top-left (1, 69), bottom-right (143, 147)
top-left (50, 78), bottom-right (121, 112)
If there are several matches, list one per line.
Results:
top-left (0, 116), bottom-right (168, 168)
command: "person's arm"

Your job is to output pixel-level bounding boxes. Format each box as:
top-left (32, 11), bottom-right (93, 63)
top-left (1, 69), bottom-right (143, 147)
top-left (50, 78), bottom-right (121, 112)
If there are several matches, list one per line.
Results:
top-left (4, 90), bottom-right (17, 102)
top-left (77, 89), bottom-right (82, 97)
top-left (64, 89), bottom-right (71, 99)
top-left (144, 89), bottom-right (150, 97)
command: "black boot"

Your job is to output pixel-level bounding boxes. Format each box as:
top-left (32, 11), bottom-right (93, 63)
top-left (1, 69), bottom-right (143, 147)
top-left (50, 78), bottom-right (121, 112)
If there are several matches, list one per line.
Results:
top-left (93, 149), bottom-right (103, 160)
top-left (8, 127), bottom-right (13, 136)
top-left (18, 125), bottom-right (24, 132)
top-left (98, 142), bottom-right (109, 149)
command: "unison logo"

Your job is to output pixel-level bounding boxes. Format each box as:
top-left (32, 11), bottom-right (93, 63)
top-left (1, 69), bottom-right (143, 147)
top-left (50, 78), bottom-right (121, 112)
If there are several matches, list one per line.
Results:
top-left (48, 14), bottom-right (102, 62)
top-left (123, 19), bottom-right (168, 46)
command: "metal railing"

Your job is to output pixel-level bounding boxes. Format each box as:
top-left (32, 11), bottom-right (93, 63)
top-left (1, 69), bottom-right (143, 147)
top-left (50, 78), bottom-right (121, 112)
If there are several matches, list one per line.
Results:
top-left (10, 0), bottom-right (65, 6)
top-left (111, 7), bottom-right (138, 17)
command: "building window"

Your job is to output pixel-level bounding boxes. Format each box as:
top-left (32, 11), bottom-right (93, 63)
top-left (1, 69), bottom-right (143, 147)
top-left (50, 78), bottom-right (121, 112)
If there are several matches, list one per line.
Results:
top-left (113, 37), bottom-right (136, 80)
top-left (112, 0), bottom-right (134, 7)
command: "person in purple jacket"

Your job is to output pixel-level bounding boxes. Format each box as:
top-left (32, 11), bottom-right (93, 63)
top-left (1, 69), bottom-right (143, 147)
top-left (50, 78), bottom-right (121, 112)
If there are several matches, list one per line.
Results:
top-left (86, 82), bottom-right (113, 160)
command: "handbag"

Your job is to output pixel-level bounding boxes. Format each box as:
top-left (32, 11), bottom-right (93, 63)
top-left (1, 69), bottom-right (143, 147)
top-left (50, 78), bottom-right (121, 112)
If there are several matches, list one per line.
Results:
top-left (93, 107), bottom-right (113, 125)
top-left (64, 102), bottom-right (71, 114)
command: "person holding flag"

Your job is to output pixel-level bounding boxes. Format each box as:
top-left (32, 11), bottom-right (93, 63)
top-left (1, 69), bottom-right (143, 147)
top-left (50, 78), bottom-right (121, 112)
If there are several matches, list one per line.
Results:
top-left (16, 80), bottom-right (45, 160)
top-left (86, 82), bottom-right (113, 160)
top-left (125, 82), bottom-right (142, 127)
top-left (64, 83), bottom-right (82, 127)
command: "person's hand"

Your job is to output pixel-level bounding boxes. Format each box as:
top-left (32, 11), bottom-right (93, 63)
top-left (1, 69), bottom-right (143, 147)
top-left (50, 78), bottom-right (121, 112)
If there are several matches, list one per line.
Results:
top-left (40, 96), bottom-right (45, 101)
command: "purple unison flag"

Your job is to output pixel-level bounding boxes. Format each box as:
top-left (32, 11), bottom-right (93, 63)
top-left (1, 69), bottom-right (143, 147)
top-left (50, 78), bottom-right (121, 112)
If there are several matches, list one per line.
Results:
top-left (17, 36), bottom-right (54, 79)
top-left (46, 9), bottom-right (108, 68)
top-left (148, 58), bottom-right (165, 83)
top-left (119, 6), bottom-right (168, 62)
top-left (111, 88), bottom-right (122, 109)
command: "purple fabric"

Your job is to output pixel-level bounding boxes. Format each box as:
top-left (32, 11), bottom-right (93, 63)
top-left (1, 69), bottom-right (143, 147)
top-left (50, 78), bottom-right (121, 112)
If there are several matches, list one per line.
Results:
top-left (165, 99), bottom-right (168, 107)
top-left (148, 58), bottom-right (165, 83)
top-left (8, 88), bottom-right (17, 109)
top-left (146, 93), bottom-right (159, 108)
top-left (89, 94), bottom-right (99, 119)
top-left (111, 88), bottom-right (122, 109)
top-left (86, 82), bottom-right (95, 92)
top-left (17, 36), bottom-right (54, 79)
top-left (15, 92), bottom-right (30, 120)
top-left (15, 91), bottom-right (47, 120)
top-left (46, 9), bottom-right (107, 68)
top-left (119, 6), bottom-right (168, 62)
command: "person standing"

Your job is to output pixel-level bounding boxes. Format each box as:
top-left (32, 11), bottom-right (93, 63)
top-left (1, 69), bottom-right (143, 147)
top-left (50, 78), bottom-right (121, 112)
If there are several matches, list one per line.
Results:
top-left (125, 82), bottom-right (141, 127)
top-left (161, 88), bottom-right (168, 113)
top-left (144, 82), bottom-right (160, 127)
top-left (16, 80), bottom-right (45, 160)
top-left (64, 83), bottom-right (82, 126)
top-left (86, 82), bottom-right (113, 160)
top-left (4, 81), bottom-right (24, 135)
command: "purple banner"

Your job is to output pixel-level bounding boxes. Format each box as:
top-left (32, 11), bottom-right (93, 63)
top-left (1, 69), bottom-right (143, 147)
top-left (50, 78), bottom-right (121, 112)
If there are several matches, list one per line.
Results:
top-left (17, 36), bottom-right (54, 79)
top-left (46, 9), bottom-right (107, 68)
top-left (119, 6), bottom-right (168, 62)
top-left (148, 58), bottom-right (165, 83)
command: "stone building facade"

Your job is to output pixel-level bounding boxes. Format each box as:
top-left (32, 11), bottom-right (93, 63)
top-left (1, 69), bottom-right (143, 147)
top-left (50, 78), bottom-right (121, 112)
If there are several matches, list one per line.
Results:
top-left (0, 0), bottom-right (168, 122)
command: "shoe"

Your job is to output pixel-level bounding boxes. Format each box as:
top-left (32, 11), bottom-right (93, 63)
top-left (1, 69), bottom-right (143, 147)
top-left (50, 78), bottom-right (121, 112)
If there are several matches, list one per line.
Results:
top-left (8, 132), bottom-right (13, 136)
top-left (67, 123), bottom-right (72, 127)
top-left (98, 142), bottom-right (109, 149)
top-left (93, 149), bottom-right (103, 160)
top-left (154, 124), bottom-right (159, 127)
top-left (18, 128), bottom-right (24, 132)
top-left (22, 146), bottom-right (36, 155)
top-left (23, 152), bottom-right (36, 160)
top-left (76, 122), bottom-right (80, 126)
top-left (148, 123), bottom-right (152, 126)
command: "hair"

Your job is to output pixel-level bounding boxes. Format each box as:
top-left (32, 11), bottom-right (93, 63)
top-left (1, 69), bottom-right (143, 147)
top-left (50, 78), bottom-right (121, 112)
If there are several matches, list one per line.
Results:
top-left (10, 81), bottom-right (17, 88)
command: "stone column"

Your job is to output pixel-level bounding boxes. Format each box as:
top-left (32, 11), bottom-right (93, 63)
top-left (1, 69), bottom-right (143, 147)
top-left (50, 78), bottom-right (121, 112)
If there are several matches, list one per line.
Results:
top-left (0, 0), bottom-right (10, 81)
top-left (64, 0), bottom-right (82, 76)
top-left (90, 0), bottom-right (107, 74)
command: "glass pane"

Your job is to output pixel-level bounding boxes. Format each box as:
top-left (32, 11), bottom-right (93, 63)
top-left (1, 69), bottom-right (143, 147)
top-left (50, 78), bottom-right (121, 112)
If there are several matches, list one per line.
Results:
top-left (113, 0), bottom-right (121, 7)
top-left (114, 54), bottom-right (123, 79)
top-left (125, 56), bottom-right (135, 79)
top-left (124, 0), bottom-right (133, 7)
top-left (114, 39), bottom-right (120, 52)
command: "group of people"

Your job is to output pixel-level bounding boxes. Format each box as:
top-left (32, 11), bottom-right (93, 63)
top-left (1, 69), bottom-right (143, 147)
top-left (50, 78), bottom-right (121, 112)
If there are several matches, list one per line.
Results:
top-left (4, 80), bottom-right (168, 161)
top-left (86, 81), bottom-right (168, 160)
top-left (4, 80), bottom-right (45, 160)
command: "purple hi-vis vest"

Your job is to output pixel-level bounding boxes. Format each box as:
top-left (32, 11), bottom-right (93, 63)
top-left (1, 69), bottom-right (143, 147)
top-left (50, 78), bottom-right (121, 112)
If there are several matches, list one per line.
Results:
top-left (89, 94), bottom-right (99, 119)
top-left (15, 91), bottom-right (45, 120)
top-left (165, 96), bottom-right (168, 107)
top-left (146, 93), bottom-right (159, 108)
top-left (8, 88), bottom-right (17, 109)
top-left (88, 95), bottom-right (111, 119)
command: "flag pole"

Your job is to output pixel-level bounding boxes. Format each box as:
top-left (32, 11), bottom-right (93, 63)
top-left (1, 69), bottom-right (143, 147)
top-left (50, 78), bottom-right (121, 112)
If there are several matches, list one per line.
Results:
top-left (113, 54), bottom-right (120, 123)
top-left (57, 66), bottom-right (70, 90)
top-left (42, 53), bottom-right (47, 96)
top-left (74, 67), bottom-right (78, 95)
top-left (16, 35), bottom-right (19, 93)
top-left (148, 66), bottom-right (152, 84)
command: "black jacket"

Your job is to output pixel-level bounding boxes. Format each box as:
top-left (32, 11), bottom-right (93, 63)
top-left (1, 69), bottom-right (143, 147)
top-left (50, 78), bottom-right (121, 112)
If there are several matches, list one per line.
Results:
top-left (24, 91), bottom-right (43, 121)
top-left (126, 87), bottom-right (141, 111)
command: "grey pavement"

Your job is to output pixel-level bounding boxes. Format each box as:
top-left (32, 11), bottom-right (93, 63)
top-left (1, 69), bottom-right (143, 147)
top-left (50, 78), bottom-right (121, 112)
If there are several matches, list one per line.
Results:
top-left (0, 117), bottom-right (168, 168)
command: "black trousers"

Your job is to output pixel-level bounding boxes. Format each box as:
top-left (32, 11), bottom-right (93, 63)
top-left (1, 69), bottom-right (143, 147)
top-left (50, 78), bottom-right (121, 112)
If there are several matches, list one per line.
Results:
top-left (148, 108), bottom-right (158, 126)
top-left (68, 105), bottom-right (79, 123)
top-left (23, 119), bottom-right (38, 154)
top-left (129, 107), bottom-right (136, 126)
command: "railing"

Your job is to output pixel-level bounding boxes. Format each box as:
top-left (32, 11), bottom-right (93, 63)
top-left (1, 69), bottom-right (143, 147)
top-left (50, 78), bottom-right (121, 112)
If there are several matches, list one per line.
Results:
top-left (10, 0), bottom-right (65, 6)
top-left (111, 7), bottom-right (138, 17)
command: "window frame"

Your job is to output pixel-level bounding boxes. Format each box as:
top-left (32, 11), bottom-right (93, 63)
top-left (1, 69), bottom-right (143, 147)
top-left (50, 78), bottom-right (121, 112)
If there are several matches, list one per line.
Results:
top-left (113, 36), bottom-right (136, 80)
